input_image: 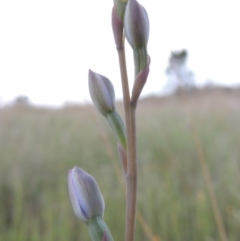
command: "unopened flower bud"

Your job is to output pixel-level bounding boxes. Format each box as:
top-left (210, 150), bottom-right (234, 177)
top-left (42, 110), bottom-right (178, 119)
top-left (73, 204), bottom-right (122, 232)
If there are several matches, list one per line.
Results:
top-left (89, 70), bottom-right (115, 116)
top-left (68, 166), bottom-right (105, 222)
top-left (124, 0), bottom-right (149, 49)
top-left (124, 0), bottom-right (149, 76)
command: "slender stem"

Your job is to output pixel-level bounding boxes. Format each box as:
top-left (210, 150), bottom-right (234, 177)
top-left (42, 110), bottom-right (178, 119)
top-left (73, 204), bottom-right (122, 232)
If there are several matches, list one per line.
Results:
top-left (117, 42), bottom-right (137, 241)
top-left (117, 45), bottom-right (130, 111)
top-left (125, 105), bottom-right (137, 241)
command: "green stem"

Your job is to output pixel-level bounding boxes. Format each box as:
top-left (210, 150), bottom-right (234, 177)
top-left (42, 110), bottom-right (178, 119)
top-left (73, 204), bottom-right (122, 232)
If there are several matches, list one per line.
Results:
top-left (106, 110), bottom-right (127, 150)
top-left (88, 216), bottom-right (114, 241)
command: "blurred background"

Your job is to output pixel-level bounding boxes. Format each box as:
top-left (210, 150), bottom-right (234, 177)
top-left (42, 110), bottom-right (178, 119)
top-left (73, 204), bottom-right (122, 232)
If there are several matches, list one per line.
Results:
top-left (0, 0), bottom-right (240, 241)
top-left (1, 0), bottom-right (240, 106)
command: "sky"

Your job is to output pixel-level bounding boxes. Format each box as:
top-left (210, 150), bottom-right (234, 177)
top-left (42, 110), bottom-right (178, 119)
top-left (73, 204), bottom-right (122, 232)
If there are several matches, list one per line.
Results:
top-left (1, 0), bottom-right (240, 106)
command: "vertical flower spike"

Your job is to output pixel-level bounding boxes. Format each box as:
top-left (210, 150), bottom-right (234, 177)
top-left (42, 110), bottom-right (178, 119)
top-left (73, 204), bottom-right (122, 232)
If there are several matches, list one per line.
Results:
top-left (68, 166), bottom-right (105, 222)
top-left (124, 0), bottom-right (149, 76)
top-left (88, 70), bottom-right (115, 117)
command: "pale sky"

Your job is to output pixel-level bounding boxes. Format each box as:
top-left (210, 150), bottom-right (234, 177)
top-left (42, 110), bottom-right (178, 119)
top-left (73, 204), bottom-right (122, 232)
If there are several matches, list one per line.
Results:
top-left (0, 0), bottom-right (240, 106)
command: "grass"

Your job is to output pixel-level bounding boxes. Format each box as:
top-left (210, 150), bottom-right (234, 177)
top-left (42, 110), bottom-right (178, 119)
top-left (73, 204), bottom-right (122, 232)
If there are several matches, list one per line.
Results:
top-left (0, 87), bottom-right (240, 241)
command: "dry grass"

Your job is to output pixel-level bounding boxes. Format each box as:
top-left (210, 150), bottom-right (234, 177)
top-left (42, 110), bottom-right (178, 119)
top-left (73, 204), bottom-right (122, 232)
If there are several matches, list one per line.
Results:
top-left (0, 87), bottom-right (240, 241)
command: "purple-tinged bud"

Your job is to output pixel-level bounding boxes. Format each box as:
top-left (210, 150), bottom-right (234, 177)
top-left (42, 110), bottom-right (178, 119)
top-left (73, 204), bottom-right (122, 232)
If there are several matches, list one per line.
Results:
top-left (68, 166), bottom-right (105, 222)
top-left (131, 56), bottom-right (150, 106)
top-left (124, 0), bottom-right (149, 49)
top-left (89, 70), bottom-right (115, 116)
top-left (112, 6), bottom-right (124, 49)
top-left (124, 0), bottom-right (149, 76)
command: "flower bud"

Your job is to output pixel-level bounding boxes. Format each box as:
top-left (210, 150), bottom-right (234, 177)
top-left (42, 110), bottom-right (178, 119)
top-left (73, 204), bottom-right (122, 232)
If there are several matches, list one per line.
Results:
top-left (68, 166), bottom-right (105, 222)
top-left (124, 0), bottom-right (149, 49)
top-left (124, 0), bottom-right (149, 76)
top-left (89, 70), bottom-right (115, 117)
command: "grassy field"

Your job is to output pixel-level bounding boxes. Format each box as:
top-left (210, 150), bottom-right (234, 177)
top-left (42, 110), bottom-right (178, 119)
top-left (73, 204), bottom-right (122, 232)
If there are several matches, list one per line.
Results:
top-left (0, 87), bottom-right (240, 241)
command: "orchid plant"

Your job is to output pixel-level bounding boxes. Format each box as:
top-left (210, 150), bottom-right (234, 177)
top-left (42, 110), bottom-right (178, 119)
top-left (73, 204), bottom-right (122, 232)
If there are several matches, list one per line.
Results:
top-left (68, 1), bottom-right (150, 241)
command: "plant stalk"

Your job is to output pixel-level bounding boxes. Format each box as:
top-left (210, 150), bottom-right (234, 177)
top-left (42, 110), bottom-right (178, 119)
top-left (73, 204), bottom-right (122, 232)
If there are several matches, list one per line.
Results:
top-left (117, 42), bottom-right (137, 241)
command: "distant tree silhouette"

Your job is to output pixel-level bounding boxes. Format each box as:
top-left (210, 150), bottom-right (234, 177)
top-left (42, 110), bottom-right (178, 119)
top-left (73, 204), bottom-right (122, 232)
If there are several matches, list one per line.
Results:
top-left (14, 95), bottom-right (30, 106)
top-left (165, 49), bottom-right (195, 92)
